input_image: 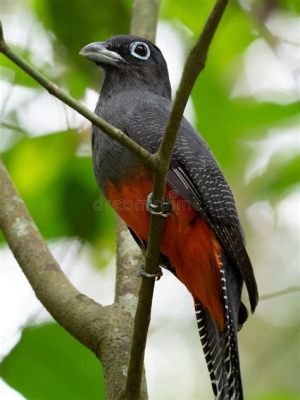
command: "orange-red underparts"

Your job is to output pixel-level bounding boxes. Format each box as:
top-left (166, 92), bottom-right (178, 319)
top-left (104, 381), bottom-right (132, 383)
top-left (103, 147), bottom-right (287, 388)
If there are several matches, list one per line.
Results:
top-left (107, 173), bottom-right (224, 329)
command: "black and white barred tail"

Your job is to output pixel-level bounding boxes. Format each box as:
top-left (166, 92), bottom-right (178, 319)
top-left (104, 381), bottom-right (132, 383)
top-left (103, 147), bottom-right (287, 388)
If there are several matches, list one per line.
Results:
top-left (195, 257), bottom-right (245, 399)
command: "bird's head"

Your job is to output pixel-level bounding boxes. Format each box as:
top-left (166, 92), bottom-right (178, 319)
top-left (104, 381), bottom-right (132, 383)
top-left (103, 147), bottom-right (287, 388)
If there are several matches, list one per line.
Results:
top-left (80, 35), bottom-right (171, 99)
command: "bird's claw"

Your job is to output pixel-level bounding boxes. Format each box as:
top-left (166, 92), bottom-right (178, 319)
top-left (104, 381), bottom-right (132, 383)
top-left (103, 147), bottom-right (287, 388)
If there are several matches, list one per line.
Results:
top-left (137, 264), bottom-right (163, 280)
top-left (146, 192), bottom-right (171, 218)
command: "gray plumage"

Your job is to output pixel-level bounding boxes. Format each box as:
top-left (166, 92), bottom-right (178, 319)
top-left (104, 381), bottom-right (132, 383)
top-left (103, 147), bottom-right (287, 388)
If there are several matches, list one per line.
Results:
top-left (81, 35), bottom-right (258, 400)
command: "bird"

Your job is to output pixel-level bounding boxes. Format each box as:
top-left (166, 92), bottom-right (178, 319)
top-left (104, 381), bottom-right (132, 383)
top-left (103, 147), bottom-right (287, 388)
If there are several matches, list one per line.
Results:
top-left (80, 35), bottom-right (258, 400)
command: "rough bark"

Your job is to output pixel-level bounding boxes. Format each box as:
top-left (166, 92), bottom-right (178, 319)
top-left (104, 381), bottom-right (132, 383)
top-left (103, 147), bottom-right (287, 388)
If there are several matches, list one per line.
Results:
top-left (0, 160), bottom-right (143, 399)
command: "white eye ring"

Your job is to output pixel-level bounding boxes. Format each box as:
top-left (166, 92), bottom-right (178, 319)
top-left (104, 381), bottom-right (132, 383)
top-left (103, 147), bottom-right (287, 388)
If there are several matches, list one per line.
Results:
top-left (130, 41), bottom-right (150, 60)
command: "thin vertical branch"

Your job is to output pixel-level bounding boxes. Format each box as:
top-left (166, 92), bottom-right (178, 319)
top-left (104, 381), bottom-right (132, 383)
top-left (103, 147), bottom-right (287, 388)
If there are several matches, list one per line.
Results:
top-left (131, 0), bottom-right (161, 41)
top-left (115, 217), bottom-right (144, 304)
top-left (119, 2), bottom-right (162, 399)
top-left (122, 1), bottom-right (229, 399)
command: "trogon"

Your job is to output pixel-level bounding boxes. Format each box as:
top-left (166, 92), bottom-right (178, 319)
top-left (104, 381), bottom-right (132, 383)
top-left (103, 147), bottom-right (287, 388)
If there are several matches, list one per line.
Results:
top-left (80, 35), bottom-right (258, 400)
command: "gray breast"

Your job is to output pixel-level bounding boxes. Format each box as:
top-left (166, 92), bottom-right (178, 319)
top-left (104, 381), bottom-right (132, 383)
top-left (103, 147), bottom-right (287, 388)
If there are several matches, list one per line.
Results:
top-left (91, 93), bottom-right (149, 194)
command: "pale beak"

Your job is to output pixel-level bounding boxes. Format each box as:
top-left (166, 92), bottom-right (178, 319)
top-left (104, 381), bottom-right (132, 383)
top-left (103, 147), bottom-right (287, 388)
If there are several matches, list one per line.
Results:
top-left (79, 42), bottom-right (125, 66)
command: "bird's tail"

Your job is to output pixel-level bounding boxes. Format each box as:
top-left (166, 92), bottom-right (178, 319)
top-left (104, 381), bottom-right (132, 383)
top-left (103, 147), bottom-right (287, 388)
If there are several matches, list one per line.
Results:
top-left (194, 260), bottom-right (245, 400)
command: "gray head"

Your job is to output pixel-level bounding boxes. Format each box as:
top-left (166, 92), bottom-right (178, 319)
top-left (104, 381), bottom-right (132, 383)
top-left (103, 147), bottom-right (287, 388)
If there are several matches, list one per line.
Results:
top-left (80, 35), bottom-right (171, 99)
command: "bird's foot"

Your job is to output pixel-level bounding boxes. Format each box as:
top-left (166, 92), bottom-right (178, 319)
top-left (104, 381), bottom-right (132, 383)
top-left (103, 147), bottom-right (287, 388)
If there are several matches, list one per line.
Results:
top-left (146, 192), bottom-right (171, 218)
top-left (137, 264), bottom-right (163, 280)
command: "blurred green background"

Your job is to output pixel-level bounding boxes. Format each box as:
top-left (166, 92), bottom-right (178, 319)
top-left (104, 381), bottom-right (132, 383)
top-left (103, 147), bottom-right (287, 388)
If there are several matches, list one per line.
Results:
top-left (0, 0), bottom-right (299, 399)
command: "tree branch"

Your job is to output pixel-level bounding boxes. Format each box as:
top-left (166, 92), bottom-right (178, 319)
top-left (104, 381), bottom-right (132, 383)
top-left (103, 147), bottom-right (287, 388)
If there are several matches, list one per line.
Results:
top-left (0, 6), bottom-right (153, 399)
top-left (122, 1), bottom-right (229, 398)
top-left (0, 160), bottom-right (105, 351)
top-left (131, 0), bottom-right (160, 41)
top-left (0, 22), bottom-right (155, 171)
top-left (115, 217), bottom-right (144, 305)
top-left (260, 286), bottom-right (300, 300)
top-left (0, 157), bottom-right (146, 399)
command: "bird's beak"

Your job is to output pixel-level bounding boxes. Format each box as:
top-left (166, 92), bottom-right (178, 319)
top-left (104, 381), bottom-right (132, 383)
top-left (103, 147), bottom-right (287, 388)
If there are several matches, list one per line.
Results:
top-left (79, 42), bottom-right (125, 66)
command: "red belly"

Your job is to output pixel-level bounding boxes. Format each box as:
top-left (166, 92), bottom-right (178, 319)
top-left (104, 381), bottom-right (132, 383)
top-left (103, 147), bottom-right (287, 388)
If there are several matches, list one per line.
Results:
top-left (107, 173), bottom-right (224, 329)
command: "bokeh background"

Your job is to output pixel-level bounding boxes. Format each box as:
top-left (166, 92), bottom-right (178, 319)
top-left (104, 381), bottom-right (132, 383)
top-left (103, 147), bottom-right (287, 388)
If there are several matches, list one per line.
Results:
top-left (0, 0), bottom-right (299, 399)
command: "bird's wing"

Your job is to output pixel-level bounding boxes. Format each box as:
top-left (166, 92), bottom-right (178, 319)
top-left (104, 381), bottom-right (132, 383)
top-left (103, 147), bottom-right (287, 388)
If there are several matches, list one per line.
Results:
top-left (168, 153), bottom-right (258, 313)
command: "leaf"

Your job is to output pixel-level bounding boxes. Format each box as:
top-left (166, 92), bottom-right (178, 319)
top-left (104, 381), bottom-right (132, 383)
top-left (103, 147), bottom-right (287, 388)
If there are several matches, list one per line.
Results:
top-left (0, 323), bottom-right (105, 400)
top-left (278, 0), bottom-right (300, 13)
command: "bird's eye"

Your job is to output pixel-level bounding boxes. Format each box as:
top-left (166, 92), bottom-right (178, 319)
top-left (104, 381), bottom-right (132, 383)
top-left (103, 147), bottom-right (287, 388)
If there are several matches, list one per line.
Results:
top-left (130, 42), bottom-right (150, 60)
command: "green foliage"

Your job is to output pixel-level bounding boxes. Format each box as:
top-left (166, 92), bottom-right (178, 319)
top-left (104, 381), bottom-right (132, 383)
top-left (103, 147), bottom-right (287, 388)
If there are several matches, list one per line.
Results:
top-left (278, 0), bottom-right (300, 13)
top-left (249, 394), bottom-right (300, 400)
top-left (161, 0), bottom-right (215, 32)
top-left (251, 154), bottom-right (300, 200)
top-left (32, 0), bottom-right (131, 97)
top-left (0, 323), bottom-right (105, 400)
top-left (162, 0), bottom-right (300, 197)
top-left (0, 0), bottom-right (299, 398)
top-left (1, 130), bottom-right (115, 246)
top-left (0, 52), bottom-right (41, 88)
top-left (193, 69), bottom-right (299, 170)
